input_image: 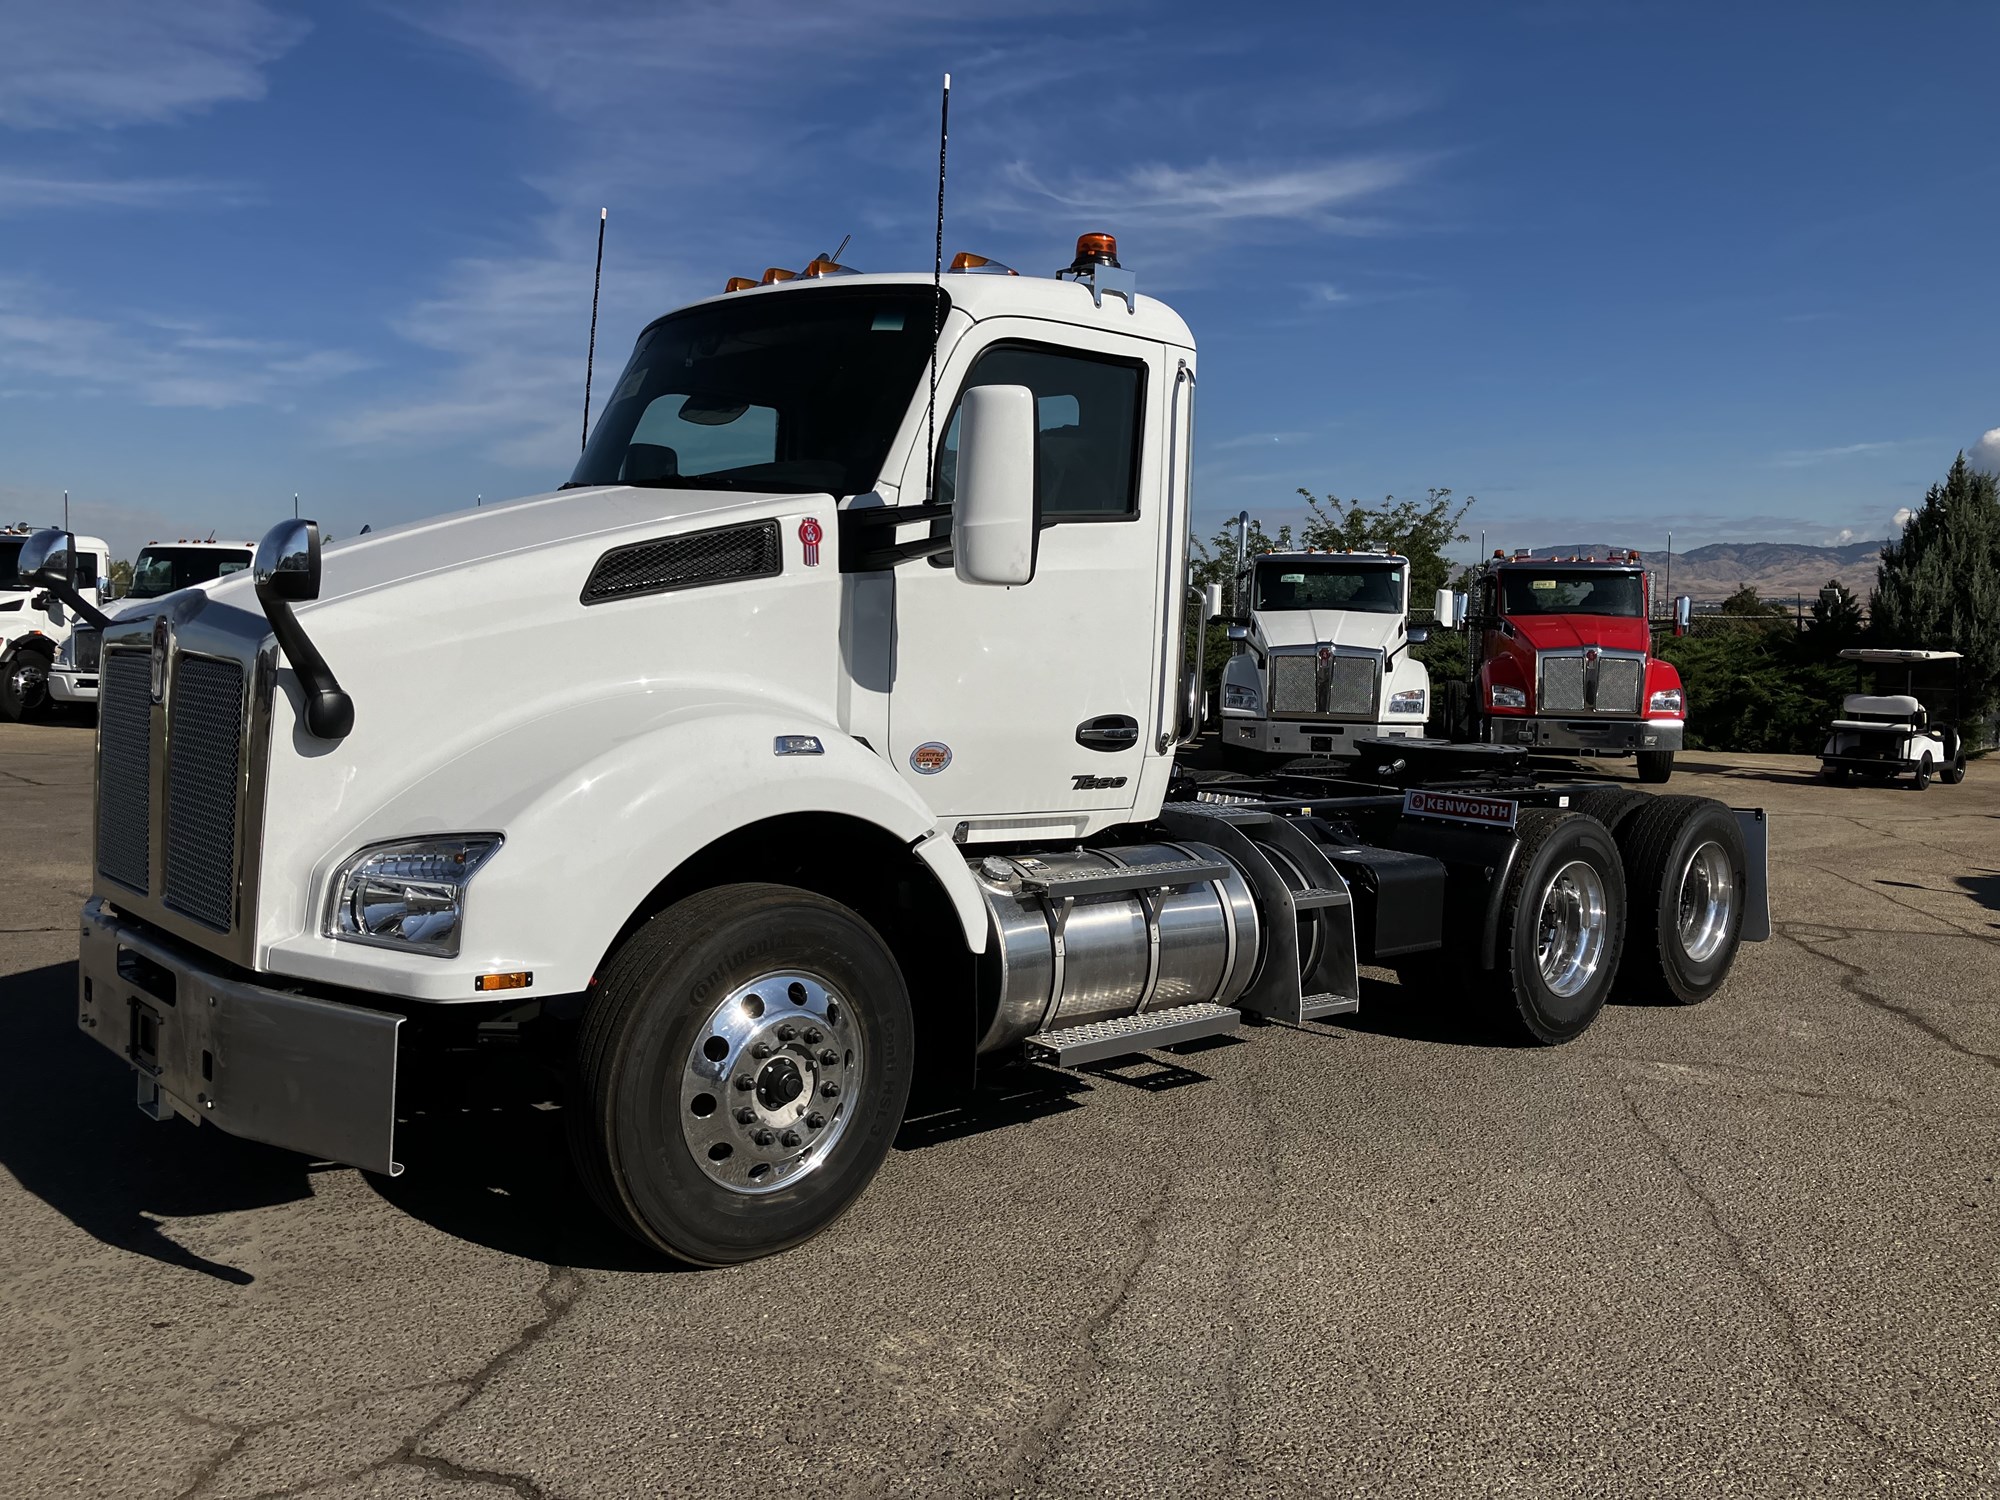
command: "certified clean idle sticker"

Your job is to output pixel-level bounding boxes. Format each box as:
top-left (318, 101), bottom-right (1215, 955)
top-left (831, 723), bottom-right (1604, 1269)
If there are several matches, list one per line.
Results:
top-left (909, 742), bottom-right (952, 775)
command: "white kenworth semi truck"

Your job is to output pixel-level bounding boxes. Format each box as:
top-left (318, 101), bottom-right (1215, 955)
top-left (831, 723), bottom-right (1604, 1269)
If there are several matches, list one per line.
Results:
top-left (31, 234), bottom-right (1769, 1266)
top-left (1, 524), bottom-right (112, 721)
top-left (48, 537), bottom-right (256, 709)
top-left (1217, 546), bottom-right (1433, 768)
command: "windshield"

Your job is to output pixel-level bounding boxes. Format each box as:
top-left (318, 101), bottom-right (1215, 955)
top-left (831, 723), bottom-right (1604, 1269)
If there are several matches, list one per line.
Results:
top-left (130, 546), bottom-right (252, 600)
top-left (568, 287), bottom-right (944, 496)
top-left (0, 540), bottom-right (21, 591)
top-left (1501, 570), bottom-right (1645, 617)
top-left (1253, 559), bottom-right (1405, 614)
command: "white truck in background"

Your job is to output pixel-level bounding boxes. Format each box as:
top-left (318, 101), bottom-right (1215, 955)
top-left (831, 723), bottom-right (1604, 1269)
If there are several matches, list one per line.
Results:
top-left (48, 538), bottom-right (255, 709)
top-left (31, 232), bottom-right (1770, 1267)
top-left (0, 524), bottom-right (112, 721)
top-left (1217, 546), bottom-right (1434, 770)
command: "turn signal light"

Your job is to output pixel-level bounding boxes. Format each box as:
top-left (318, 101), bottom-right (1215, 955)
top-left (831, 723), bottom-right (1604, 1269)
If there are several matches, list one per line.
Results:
top-left (761, 267), bottom-right (797, 285)
top-left (724, 276), bottom-right (757, 292)
top-left (802, 257), bottom-right (854, 278)
top-left (474, 971), bottom-right (533, 992)
top-left (1071, 232), bottom-right (1120, 269)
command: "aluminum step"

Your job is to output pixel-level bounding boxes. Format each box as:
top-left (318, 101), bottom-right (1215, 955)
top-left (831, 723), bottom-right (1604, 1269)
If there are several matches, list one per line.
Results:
top-left (1299, 991), bottom-right (1360, 1020)
top-left (1288, 886), bottom-right (1352, 911)
top-left (1015, 857), bottom-right (1233, 900)
top-left (1024, 1002), bottom-right (1242, 1067)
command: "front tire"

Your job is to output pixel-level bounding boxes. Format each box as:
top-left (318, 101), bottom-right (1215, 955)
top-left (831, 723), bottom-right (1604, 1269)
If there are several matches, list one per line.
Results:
top-left (1913, 753), bottom-right (1933, 790)
top-left (0, 648), bottom-right (51, 722)
top-left (569, 883), bottom-right (914, 1265)
top-left (1942, 755), bottom-right (1966, 786)
top-left (1636, 750), bottom-right (1674, 784)
top-left (1614, 796), bottom-right (1747, 1005)
top-left (1477, 810), bottom-right (1627, 1045)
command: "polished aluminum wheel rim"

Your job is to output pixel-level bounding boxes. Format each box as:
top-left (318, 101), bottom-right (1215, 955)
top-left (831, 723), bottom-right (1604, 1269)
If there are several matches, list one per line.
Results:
top-left (1537, 859), bottom-right (1608, 999)
top-left (1676, 840), bottom-right (1735, 962)
top-left (679, 970), bottom-right (862, 1196)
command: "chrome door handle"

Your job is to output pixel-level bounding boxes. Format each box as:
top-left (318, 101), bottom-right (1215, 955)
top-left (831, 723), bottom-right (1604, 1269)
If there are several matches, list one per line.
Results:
top-left (1076, 715), bottom-right (1140, 752)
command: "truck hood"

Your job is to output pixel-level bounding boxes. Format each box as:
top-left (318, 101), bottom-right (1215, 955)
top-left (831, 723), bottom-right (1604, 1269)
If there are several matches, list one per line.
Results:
top-left (205, 484), bottom-right (818, 610)
top-left (1506, 613), bottom-right (1651, 654)
top-left (1255, 609), bottom-right (1407, 654)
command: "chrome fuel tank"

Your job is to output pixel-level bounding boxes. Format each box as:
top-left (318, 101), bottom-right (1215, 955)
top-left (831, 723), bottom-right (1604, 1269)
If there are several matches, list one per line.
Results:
top-left (970, 841), bottom-right (1261, 1054)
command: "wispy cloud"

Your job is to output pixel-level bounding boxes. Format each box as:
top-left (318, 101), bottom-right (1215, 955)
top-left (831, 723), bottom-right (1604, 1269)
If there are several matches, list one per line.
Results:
top-left (1770, 440), bottom-right (1906, 468)
top-left (0, 278), bottom-right (367, 409)
top-left (0, 172), bottom-right (235, 213)
top-left (0, 2), bottom-right (307, 130)
top-left (1973, 426), bottom-right (2000, 475)
top-left (1301, 282), bottom-right (1351, 310)
top-left (986, 155), bottom-right (1425, 233)
top-left (1212, 431), bottom-right (1314, 452)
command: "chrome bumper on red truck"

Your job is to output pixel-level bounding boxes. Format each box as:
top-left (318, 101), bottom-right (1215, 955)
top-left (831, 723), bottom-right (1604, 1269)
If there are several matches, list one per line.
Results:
top-left (1488, 717), bottom-right (1685, 754)
top-left (76, 898), bottom-right (405, 1175)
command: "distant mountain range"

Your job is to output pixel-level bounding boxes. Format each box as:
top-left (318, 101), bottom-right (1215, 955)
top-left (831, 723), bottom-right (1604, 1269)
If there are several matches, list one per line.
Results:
top-left (1517, 540), bottom-right (1886, 603)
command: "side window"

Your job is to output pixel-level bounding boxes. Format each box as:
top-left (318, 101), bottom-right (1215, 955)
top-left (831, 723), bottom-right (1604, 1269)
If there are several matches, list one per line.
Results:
top-left (624, 394), bottom-right (779, 483)
top-left (76, 554), bottom-right (100, 588)
top-left (935, 345), bottom-right (1144, 519)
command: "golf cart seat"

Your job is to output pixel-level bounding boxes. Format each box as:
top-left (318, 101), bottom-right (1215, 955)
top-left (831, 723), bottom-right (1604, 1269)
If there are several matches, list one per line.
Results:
top-left (1832, 693), bottom-right (1923, 732)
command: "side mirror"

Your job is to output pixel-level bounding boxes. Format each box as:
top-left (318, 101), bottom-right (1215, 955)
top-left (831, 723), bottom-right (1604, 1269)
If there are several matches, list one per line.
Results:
top-left (255, 518), bottom-right (323, 602)
top-left (1673, 594), bottom-right (1692, 637)
top-left (952, 384), bottom-right (1038, 587)
top-left (1203, 582), bottom-right (1224, 622)
top-left (1407, 624), bottom-right (1430, 645)
top-left (16, 529), bottom-right (110, 629)
top-left (1432, 587), bottom-right (1456, 630)
top-left (1453, 591), bottom-right (1468, 626)
top-left (1226, 623), bottom-right (1250, 643)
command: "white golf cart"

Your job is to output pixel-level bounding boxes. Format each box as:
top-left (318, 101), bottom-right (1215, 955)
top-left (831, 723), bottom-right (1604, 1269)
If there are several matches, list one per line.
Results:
top-left (1819, 648), bottom-right (1966, 789)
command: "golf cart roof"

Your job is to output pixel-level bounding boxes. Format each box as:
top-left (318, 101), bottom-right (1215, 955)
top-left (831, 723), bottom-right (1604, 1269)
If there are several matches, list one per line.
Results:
top-left (1838, 648), bottom-right (1963, 663)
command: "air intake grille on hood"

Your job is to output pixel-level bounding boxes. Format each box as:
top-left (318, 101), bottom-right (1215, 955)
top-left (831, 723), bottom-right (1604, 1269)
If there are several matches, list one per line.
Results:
top-left (582, 520), bottom-right (783, 605)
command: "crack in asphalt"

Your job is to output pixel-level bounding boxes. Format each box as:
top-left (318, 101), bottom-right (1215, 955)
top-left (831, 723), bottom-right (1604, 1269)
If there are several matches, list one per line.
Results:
top-left (1621, 1090), bottom-right (1993, 1491)
top-left (1214, 1052), bottom-right (1286, 1480)
top-left (1592, 1051), bottom-right (2000, 1120)
top-left (1776, 924), bottom-right (2000, 1069)
top-left (1812, 862), bottom-right (2000, 946)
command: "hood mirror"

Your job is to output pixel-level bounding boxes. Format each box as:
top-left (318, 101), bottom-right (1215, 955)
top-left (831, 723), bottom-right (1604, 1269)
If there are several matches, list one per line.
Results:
top-left (255, 519), bottom-right (322, 602)
top-left (1673, 594), bottom-right (1693, 637)
top-left (16, 528), bottom-right (110, 629)
top-left (1432, 587), bottom-right (1457, 630)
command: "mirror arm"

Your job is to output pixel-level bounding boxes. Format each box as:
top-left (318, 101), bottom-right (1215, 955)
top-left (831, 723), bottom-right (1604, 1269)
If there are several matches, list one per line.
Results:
top-left (39, 579), bottom-right (112, 632)
top-left (838, 502), bottom-right (954, 571)
top-left (255, 586), bottom-right (353, 740)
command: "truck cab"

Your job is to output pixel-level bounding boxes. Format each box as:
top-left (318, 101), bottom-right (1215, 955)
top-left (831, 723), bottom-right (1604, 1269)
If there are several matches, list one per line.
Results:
top-left (0, 525), bottom-right (111, 721)
top-left (49, 538), bottom-right (255, 709)
top-left (1217, 548), bottom-right (1431, 767)
top-left (1455, 550), bottom-right (1686, 783)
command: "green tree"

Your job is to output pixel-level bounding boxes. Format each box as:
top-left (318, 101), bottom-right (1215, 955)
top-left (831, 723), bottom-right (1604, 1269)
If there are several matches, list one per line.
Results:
top-left (1806, 578), bottom-right (1865, 658)
top-left (1872, 453), bottom-right (2000, 731)
top-left (1295, 486), bottom-right (1475, 603)
top-left (108, 558), bottom-right (134, 597)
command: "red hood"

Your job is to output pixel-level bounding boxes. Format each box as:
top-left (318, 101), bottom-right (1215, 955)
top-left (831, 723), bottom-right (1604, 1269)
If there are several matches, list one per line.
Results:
top-left (1505, 613), bottom-right (1651, 654)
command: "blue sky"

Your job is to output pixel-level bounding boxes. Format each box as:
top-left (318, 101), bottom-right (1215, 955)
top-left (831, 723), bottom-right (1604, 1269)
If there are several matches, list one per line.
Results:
top-left (2, 1), bottom-right (1996, 560)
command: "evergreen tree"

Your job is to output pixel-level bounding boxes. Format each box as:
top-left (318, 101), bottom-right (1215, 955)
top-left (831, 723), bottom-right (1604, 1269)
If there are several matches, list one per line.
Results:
top-left (1807, 579), bottom-right (1865, 658)
top-left (1872, 453), bottom-right (2000, 732)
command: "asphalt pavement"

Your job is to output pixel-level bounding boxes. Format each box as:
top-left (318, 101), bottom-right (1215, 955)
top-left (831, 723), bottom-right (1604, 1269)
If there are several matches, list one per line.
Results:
top-left (2, 721), bottom-right (1995, 1498)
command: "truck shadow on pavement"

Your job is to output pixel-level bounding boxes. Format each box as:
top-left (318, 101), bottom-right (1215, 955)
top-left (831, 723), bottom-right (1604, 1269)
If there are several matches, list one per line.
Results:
top-left (0, 960), bottom-right (308, 1285)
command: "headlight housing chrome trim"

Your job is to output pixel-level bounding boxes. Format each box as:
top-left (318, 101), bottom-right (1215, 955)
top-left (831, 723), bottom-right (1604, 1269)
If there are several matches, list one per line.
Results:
top-left (1221, 682), bottom-right (1261, 713)
top-left (324, 834), bottom-right (503, 958)
top-left (1387, 688), bottom-right (1426, 716)
top-left (1490, 684), bottom-right (1528, 710)
top-left (1648, 688), bottom-right (1685, 716)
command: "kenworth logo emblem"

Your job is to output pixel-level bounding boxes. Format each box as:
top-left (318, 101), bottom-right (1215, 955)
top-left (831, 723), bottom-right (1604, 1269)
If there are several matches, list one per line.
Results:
top-left (149, 615), bottom-right (172, 703)
top-left (1402, 789), bottom-right (1518, 830)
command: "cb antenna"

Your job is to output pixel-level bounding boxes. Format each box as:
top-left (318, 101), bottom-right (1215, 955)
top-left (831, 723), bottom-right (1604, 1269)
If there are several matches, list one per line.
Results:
top-left (582, 207), bottom-right (607, 454)
top-left (926, 72), bottom-right (950, 497)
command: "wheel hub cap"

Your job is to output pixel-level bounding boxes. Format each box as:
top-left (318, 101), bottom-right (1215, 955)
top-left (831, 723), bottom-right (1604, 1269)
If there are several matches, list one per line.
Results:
top-left (1537, 859), bottom-right (1608, 999)
top-left (680, 971), bottom-right (861, 1195)
top-left (1676, 840), bottom-right (1734, 962)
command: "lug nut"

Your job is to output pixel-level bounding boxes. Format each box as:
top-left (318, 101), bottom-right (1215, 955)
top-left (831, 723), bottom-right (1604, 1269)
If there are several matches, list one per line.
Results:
top-left (781, 1130), bottom-right (802, 1148)
top-left (807, 1112), bottom-right (827, 1130)
top-left (734, 1075), bottom-right (755, 1091)
top-left (751, 1042), bottom-right (773, 1059)
top-left (735, 1107), bottom-right (757, 1125)
top-left (754, 1129), bottom-right (775, 1147)
top-left (776, 1024), bottom-right (797, 1041)
top-left (804, 1028), bottom-right (823, 1045)
top-left (818, 1048), bottom-right (839, 1066)
top-left (820, 1081), bottom-right (840, 1098)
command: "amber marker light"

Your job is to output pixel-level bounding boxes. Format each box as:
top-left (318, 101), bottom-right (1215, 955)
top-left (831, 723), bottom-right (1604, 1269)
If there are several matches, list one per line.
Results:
top-left (949, 251), bottom-right (1019, 274)
top-left (802, 257), bottom-right (855, 278)
top-left (760, 267), bottom-right (798, 285)
top-left (724, 276), bottom-right (758, 292)
top-left (474, 971), bottom-right (533, 992)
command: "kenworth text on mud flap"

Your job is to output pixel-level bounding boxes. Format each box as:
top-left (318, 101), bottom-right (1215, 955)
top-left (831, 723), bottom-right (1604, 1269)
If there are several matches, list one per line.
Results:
top-left (36, 235), bottom-right (1768, 1266)
top-left (1435, 548), bottom-right (1693, 784)
top-left (48, 538), bottom-right (255, 710)
top-left (0, 524), bottom-right (112, 721)
top-left (1215, 542), bottom-right (1433, 768)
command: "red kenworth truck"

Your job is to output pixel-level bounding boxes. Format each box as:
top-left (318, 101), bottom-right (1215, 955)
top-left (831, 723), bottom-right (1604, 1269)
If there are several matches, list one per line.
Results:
top-left (1437, 548), bottom-right (1691, 783)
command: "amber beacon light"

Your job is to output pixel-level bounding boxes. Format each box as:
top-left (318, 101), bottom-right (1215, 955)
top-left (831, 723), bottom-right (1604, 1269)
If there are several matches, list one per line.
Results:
top-left (1069, 232), bottom-right (1120, 271)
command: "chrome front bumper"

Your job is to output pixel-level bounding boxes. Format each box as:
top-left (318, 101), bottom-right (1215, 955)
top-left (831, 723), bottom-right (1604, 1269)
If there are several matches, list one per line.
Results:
top-left (47, 666), bottom-right (98, 704)
top-left (76, 898), bottom-right (404, 1175)
top-left (1223, 716), bottom-right (1424, 758)
top-left (1488, 716), bottom-right (1685, 754)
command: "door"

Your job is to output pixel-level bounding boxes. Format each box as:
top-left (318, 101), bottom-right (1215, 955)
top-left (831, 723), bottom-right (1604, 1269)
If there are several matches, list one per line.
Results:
top-left (887, 321), bottom-right (1181, 834)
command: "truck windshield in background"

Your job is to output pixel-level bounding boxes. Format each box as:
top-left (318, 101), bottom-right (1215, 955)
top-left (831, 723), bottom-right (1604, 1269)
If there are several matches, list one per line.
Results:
top-left (129, 547), bottom-right (251, 600)
top-left (568, 287), bottom-right (945, 498)
top-left (0, 539), bottom-right (22, 590)
top-left (1253, 560), bottom-right (1404, 613)
top-left (1502, 570), bottom-right (1644, 617)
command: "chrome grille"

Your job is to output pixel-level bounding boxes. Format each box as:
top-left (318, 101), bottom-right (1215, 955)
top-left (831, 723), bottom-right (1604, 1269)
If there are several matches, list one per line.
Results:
top-left (1269, 654), bottom-right (1319, 715)
top-left (1325, 655), bottom-right (1377, 718)
top-left (163, 654), bottom-right (243, 932)
top-left (582, 520), bottom-right (782, 604)
top-left (96, 649), bottom-right (151, 893)
top-left (1598, 656), bottom-right (1642, 714)
top-left (1540, 656), bottom-right (1588, 714)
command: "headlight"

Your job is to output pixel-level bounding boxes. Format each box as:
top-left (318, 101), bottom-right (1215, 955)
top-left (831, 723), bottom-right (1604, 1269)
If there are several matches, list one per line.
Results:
top-left (1387, 688), bottom-right (1426, 716)
top-left (1222, 683), bottom-right (1261, 713)
top-left (1648, 688), bottom-right (1684, 715)
top-left (1490, 684), bottom-right (1527, 710)
top-left (325, 835), bottom-right (501, 957)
